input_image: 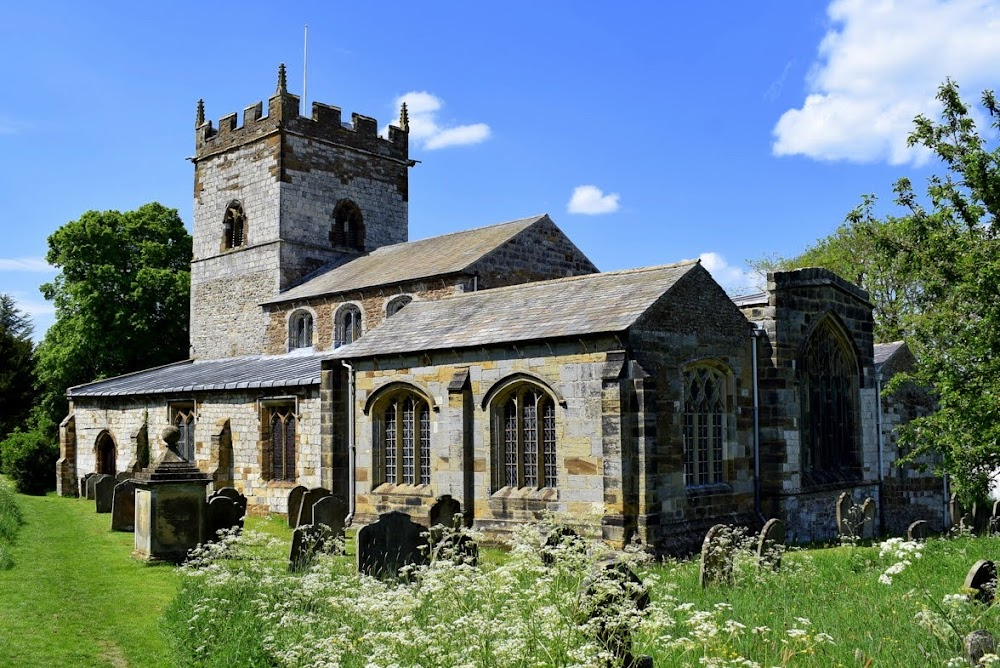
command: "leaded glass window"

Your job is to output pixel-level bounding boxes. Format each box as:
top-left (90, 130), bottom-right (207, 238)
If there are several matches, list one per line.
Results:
top-left (268, 405), bottom-right (296, 482)
top-left (682, 366), bottom-right (728, 487)
top-left (378, 391), bottom-right (432, 486)
top-left (495, 386), bottom-right (557, 490)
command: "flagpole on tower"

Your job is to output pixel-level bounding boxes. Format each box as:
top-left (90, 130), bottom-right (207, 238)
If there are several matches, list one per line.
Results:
top-left (303, 24), bottom-right (309, 111)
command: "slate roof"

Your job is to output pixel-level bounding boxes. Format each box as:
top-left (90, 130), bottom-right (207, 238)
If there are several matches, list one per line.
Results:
top-left (330, 261), bottom-right (699, 358)
top-left (263, 215), bottom-right (546, 304)
top-left (68, 351), bottom-right (325, 398)
top-left (874, 341), bottom-right (906, 369)
top-left (731, 291), bottom-right (767, 307)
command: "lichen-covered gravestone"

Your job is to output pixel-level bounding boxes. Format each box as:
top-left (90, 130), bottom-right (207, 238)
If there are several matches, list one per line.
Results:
top-left (836, 492), bottom-right (854, 537)
top-left (288, 496), bottom-right (348, 569)
top-left (94, 475), bottom-right (116, 514)
top-left (756, 518), bottom-right (785, 571)
top-left (80, 472), bottom-right (96, 498)
top-left (111, 480), bottom-right (136, 532)
top-left (86, 473), bottom-right (109, 501)
top-left (207, 495), bottom-right (245, 541)
top-left (965, 630), bottom-right (997, 667)
top-left (964, 560), bottom-right (998, 605)
top-left (907, 520), bottom-right (930, 541)
top-left (357, 511), bottom-right (428, 578)
top-left (700, 524), bottom-right (737, 587)
top-left (541, 526), bottom-right (585, 566)
top-left (286, 485), bottom-right (308, 528)
top-left (295, 487), bottom-right (331, 528)
top-left (860, 497), bottom-right (877, 540)
top-left (578, 558), bottom-right (652, 668)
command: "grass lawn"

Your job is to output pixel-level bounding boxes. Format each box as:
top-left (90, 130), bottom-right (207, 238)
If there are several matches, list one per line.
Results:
top-left (0, 487), bottom-right (181, 668)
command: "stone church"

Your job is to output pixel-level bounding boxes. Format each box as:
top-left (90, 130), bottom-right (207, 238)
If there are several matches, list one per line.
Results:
top-left (56, 67), bottom-right (944, 551)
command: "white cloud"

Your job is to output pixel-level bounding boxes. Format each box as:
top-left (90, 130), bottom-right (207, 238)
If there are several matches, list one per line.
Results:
top-left (695, 252), bottom-right (764, 295)
top-left (773, 0), bottom-right (1000, 165)
top-left (0, 257), bottom-right (54, 272)
top-left (567, 185), bottom-right (621, 215)
top-left (385, 91), bottom-right (491, 150)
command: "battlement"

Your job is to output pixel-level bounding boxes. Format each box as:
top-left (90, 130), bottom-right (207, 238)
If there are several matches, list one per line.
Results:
top-left (194, 64), bottom-right (409, 162)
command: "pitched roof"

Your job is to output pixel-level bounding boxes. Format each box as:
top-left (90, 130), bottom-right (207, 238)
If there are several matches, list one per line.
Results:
top-left (329, 261), bottom-right (699, 358)
top-left (873, 341), bottom-right (907, 369)
top-left (263, 215), bottom-right (547, 304)
top-left (68, 351), bottom-right (325, 398)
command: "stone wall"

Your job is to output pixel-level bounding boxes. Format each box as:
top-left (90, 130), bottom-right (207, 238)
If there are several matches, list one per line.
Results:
top-left (69, 386), bottom-right (322, 513)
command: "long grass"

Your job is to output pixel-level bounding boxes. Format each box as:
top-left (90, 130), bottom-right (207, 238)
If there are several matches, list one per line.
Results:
top-left (0, 478), bottom-right (24, 570)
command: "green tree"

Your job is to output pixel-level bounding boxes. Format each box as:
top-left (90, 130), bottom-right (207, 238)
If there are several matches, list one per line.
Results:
top-left (0, 295), bottom-right (35, 441)
top-left (849, 80), bottom-right (1000, 503)
top-left (35, 202), bottom-right (191, 426)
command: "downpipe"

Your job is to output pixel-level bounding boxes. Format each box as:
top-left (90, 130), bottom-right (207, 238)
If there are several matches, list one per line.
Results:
top-left (342, 360), bottom-right (356, 526)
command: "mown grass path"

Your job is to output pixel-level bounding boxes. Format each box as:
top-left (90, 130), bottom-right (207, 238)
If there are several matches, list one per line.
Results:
top-left (0, 491), bottom-right (179, 668)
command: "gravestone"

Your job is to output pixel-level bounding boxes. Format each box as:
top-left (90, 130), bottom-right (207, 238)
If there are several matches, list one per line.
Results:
top-left (756, 518), bottom-right (785, 571)
top-left (80, 472), bottom-right (96, 498)
top-left (836, 492), bottom-right (854, 537)
top-left (86, 473), bottom-right (109, 501)
top-left (312, 495), bottom-right (347, 538)
top-left (286, 485), bottom-right (308, 528)
top-left (357, 511), bottom-right (428, 578)
top-left (429, 533), bottom-right (479, 566)
top-left (429, 494), bottom-right (463, 530)
top-left (965, 630), bottom-right (997, 667)
top-left (295, 487), bottom-right (331, 528)
top-left (111, 479), bottom-right (136, 532)
top-left (950, 493), bottom-right (968, 530)
top-left (861, 497), bottom-right (877, 540)
top-left (94, 475), bottom-right (116, 513)
top-left (207, 495), bottom-right (245, 541)
top-left (115, 472), bottom-right (132, 483)
top-left (700, 524), bottom-right (736, 587)
top-left (964, 560), bottom-right (998, 605)
top-left (578, 558), bottom-right (652, 668)
top-left (907, 520), bottom-right (931, 541)
top-left (992, 501), bottom-right (1000, 535)
top-left (541, 526), bottom-right (585, 565)
top-left (208, 487), bottom-right (247, 514)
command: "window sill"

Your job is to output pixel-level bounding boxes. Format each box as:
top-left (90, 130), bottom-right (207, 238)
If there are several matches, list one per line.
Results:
top-left (263, 479), bottom-right (299, 488)
top-left (372, 483), bottom-right (434, 497)
top-left (685, 482), bottom-right (733, 497)
top-left (491, 486), bottom-right (559, 501)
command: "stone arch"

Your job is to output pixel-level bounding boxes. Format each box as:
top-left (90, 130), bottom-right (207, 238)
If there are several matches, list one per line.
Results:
top-left (480, 371), bottom-right (565, 411)
top-left (385, 294), bottom-right (412, 317)
top-left (95, 430), bottom-right (117, 476)
top-left (485, 375), bottom-right (561, 490)
top-left (364, 380), bottom-right (438, 415)
top-left (288, 307), bottom-right (316, 350)
top-left (222, 199), bottom-right (246, 250)
top-left (330, 199), bottom-right (365, 251)
top-left (334, 302), bottom-right (363, 347)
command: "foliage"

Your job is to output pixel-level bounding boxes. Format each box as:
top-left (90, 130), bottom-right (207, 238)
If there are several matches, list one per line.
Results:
top-left (0, 295), bottom-right (35, 443)
top-left (34, 202), bottom-right (191, 426)
top-left (0, 426), bottom-right (59, 495)
top-left (0, 479), bottom-right (23, 570)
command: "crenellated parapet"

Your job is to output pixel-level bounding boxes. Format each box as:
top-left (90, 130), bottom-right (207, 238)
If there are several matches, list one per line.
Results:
top-left (195, 63), bottom-right (409, 162)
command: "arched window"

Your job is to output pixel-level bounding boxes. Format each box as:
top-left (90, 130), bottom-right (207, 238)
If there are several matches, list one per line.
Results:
top-left (265, 403), bottom-right (296, 482)
top-left (492, 385), bottom-right (557, 490)
top-left (222, 201), bottom-right (246, 249)
top-left (801, 319), bottom-right (860, 483)
top-left (682, 365), bottom-right (730, 487)
top-left (96, 432), bottom-right (116, 476)
top-left (330, 200), bottom-right (365, 251)
top-left (170, 402), bottom-right (196, 462)
top-left (289, 310), bottom-right (314, 349)
top-left (376, 390), bottom-right (432, 486)
top-left (334, 304), bottom-right (362, 347)
top-left (386, 295), bottom-right (412, 317)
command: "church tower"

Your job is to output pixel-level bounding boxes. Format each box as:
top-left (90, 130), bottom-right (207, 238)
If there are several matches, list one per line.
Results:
top-left (189, 65), bottom-right (413, 359)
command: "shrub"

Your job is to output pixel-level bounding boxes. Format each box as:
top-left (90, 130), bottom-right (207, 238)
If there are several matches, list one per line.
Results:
top-left (0, 479), bottom-right (23, 569)
top-left (0, 427), bottom-right (58, 495)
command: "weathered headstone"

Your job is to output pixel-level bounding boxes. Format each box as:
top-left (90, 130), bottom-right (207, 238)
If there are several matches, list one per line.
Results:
top-left (295, 487), bottom-right (331, 528)
top-left (111, 479), bottom-right (136, 532)
top-left (700, 524), bottom-right (736, 587)
top-left (992, 501), bottom-right (1000, 535)
top-left (965, 630), bottom-right (997, 667)
top-left (964, 560), bottom-right (998, 605)
top-left (541, 526), bottom-right (585, 565)
top-left (94, 475), bottom-right (116, 513)
top-left (86, 473), bottom-right (109, 501)
top-left (286, 485), bottom-right (308, 528)
top-left (907, 520), bottom-right (931, 541)
top-left (80, 472), bottom-right (96, 498)
top-left (756, 518), bottom-right (785, 571)
top-left (578, 558), bottom-right (652, 668)
top-left (429, 494), bottom-right (463, 530)
top-left (312, 495), bottom-right (347, 537)
top-left (207, 495), bottom-right (245, 541)
top-left (950, 493), bottom-right (966, 530)
top-left (836, 492), bottom-right (854, 537)
top-left (861, 497), bottom-right (877, 540)
top-left (288, 525), bottom-right (323, 571)
top-left (357, 511), bottom-right (428, 578)
top-left (208, 487), bottom-right (247, 514)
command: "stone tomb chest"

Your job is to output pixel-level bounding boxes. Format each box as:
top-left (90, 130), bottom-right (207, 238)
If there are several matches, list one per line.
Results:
top-left (132, 427), bottom-right (211, 563)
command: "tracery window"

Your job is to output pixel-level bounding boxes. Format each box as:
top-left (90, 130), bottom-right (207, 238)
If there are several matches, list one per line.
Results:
top-left (289, 310), bottom-right (314, 349)
top-left (330, 200), bottom-right (365, 250)
top-left (801, 320), bottom-right (860, 483)
top-left (493, 385), bottom-right (557, 490)
top-left (170, 402), bottom-right (196, 462)
top-left (682, 366), bottom-right (728, 487)
top-left (222, 201), bottom-right (246, 249)
top-left (334, 304), bottom-right (362, 347)
top-left (376, 391), bottom-right (432, 486)
top-left (386, 295), bottom-right (412, 317)
top-left (264, 403), bottom-right (296, 482)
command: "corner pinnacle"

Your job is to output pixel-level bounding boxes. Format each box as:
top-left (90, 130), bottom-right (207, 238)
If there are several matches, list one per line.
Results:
top-left (277, 63), bottom-right (287, 94)
top-left (196, 99), bottom-right (205, 127)
top-left (400, 101), bottom-right (409, 132)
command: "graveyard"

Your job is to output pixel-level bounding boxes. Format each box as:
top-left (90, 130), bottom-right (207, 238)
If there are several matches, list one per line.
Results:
top-left (1, 476), bottom-right (1000, 667)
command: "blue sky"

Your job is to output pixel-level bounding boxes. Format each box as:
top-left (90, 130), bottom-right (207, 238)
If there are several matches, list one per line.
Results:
top-left (3, 0), bottom-right (999, 340)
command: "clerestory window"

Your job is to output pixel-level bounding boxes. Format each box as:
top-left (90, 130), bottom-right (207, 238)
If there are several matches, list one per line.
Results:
top-left (289, 310), bottom-right (314, 350)
top-left (386, 295), bottom-right (412, 317)
top-left (334, 304), bottom-right (362, 347)
top-left (682, 365), bottom-right (729, 487)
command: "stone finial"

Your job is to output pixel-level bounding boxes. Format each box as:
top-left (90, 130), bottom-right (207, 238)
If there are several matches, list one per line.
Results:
top-left (277, 63), bottom-right (288, 94)
top-left (400, 101), bottom-right (409, 132)
top-left (196, 99), bottom-right (205, 128)
top-left (161, 425), bottom-right (181, 450)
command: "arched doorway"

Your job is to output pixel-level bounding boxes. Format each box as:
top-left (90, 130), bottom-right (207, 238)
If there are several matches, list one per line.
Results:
top-left (96, 432), bottom-right (117, 476)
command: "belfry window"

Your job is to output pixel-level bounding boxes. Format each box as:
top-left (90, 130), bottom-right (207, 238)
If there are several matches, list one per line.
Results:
top-left (682, 365), bottom-right (728, 487)
top-left (334, 304), bottom-right (362, 347)
top-left (289, 310), bottom-right (314, 350)
top-left (493, 385), bottom-right (557, 490)
top-left (264, 402), bottom-right (297, 482)
top-left (170, 402), bottom-right (196, 462)
top-left (376, 390), bottom-right (432, 486)
top-left (330, 200), bottom-right (365, 251)
top-left (222, 201), bottom-right (246, 249)
top-left (801, 319), bottom-right (860, 483)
